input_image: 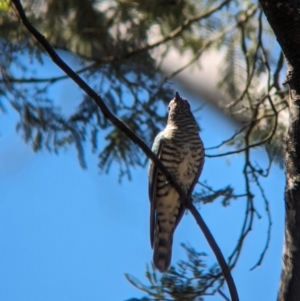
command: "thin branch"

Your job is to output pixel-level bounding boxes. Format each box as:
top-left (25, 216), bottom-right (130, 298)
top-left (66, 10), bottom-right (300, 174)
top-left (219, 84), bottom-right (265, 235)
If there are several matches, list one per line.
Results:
top-left (155, 4), bottom-right (259, 99)
top-left (227, 102), bottom-right (260, 268)
top-left (225, 7), bottom-right (262, 109)
top-left (205, 123), bottom-right (250, 150)
top-left (206, 98), bottom-right (278, 158)
top-left (138, 0), bottom-right (231, 51)
top-left (205, 131), bottom-right (274, 158)
top-left (198, 181), bottom-right (247, 202)
top-left (218, 289), bottom-right (231, 301)
top-left (1, 70), bottom-right (71, 84)
top-left (188, 203), bottom-right (239, 301)
top-left (249, 169), bottom-right (272, 271)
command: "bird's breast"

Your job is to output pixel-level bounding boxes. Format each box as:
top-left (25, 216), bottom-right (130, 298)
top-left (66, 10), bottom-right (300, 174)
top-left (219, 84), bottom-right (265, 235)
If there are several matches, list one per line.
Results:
top-left (176, 145), bottom-right (198, 186)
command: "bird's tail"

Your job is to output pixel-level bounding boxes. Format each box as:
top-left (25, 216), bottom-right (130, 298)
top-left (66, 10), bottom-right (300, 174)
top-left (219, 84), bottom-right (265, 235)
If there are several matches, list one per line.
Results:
top-left (153, 220), bottom-right (174, 273)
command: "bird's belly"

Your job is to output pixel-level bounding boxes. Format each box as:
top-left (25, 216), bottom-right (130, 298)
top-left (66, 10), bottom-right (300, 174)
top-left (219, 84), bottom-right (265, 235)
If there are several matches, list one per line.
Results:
top-left (158, 188), bottom-right (179, 208)
top-left (177, 149), bottom-right (197, 187)
top-left (156, 187), bottom-right (181, 223)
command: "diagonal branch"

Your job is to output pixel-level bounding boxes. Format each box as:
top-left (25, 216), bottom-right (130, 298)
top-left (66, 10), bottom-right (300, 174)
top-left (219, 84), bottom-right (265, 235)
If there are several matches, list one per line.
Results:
top-left (188, 203), bottom-right (239, 301)
top-left (11, 1), bottom-right (239, 300)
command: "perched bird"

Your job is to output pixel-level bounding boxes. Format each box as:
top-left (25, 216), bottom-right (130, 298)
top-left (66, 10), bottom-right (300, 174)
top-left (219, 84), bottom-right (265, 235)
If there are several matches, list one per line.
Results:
top-left (148, 92), bottom-right (205, 272)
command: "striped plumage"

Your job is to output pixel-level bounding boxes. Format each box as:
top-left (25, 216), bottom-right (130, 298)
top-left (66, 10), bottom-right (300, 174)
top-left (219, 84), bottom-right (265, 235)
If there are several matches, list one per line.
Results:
top-left (148, 92), bottom-right (205, 272)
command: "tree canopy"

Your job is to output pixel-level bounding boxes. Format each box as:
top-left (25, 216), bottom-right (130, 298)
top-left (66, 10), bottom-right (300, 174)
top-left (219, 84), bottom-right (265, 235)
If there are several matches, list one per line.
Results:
top-left (1, 0), bottom-right (295, 300)
top-left (1, 0), bottom-right (287, 172)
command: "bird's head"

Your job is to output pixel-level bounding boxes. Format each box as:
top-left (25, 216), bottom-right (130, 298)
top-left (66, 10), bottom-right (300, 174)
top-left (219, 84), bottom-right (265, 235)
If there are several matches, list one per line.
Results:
top-left (168, 91), bottom-right (192, 121)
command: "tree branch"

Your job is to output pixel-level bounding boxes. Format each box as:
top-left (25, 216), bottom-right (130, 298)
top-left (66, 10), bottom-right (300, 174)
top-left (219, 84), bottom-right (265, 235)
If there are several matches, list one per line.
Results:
top-left (188, 203), bottom-right (239, 301)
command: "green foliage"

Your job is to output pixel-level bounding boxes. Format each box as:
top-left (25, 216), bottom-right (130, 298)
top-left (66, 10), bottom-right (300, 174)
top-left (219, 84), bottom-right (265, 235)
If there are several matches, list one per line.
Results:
top-left (2, 0), bottom-right (209, 175)
top-left (125, 244), bottom-right (222, 301)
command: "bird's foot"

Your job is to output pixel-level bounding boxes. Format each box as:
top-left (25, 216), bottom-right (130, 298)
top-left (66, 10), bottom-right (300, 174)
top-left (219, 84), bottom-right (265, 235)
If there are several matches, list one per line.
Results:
top-left (181, 194), bottom-right (193, 207)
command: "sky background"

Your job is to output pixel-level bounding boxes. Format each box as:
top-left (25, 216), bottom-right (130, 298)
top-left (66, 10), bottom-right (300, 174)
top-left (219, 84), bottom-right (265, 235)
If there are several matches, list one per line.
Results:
top-left (0, 51), bottom-right (285, 301)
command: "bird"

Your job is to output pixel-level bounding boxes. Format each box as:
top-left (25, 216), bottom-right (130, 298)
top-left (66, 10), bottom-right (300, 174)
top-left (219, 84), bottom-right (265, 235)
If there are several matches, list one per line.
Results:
top-left (148, 91), bottom-right (205, 272)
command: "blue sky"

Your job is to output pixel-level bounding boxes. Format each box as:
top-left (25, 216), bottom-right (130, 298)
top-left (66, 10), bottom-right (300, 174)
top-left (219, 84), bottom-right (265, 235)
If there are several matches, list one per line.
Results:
top-left (0, 53), bottom-right (284, 301)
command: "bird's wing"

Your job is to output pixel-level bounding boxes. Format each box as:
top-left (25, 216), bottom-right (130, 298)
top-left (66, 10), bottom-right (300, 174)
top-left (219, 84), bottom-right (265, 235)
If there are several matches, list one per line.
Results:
top-left (148, 132), bottom-right (165, 248)
top-left (173, 142), bottom-right (205, 231)
top-left (188, 140), bottom-right (205, 197)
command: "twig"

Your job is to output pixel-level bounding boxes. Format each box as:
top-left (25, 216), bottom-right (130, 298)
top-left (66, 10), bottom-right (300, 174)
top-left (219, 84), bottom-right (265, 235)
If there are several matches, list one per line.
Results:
top-left (205, 131), bottom-right (275, 157)
top-left (225, 6), bottom-right (261, 109)
top-left (218, 289), bottom-right (231, 301)
top-left (249, 170), bottom-right (272, 271)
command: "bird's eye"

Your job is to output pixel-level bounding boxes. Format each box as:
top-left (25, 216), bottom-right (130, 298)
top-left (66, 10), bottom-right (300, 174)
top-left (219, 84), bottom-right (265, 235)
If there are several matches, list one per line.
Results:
top-left (168, 105), bottom-right (171, 111)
